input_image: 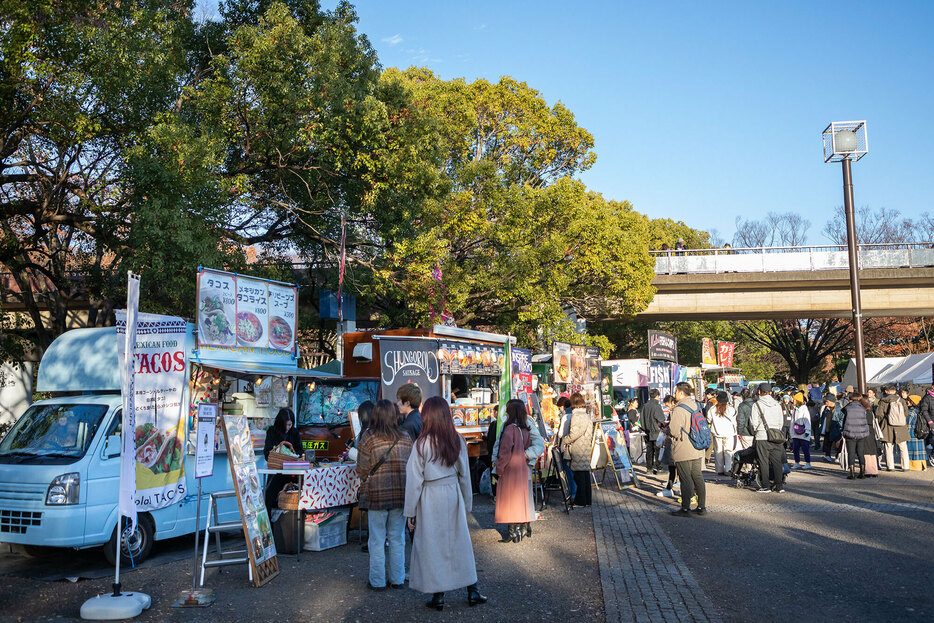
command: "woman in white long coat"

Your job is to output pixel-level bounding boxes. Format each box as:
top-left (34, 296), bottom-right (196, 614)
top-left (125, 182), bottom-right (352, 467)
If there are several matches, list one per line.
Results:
top-left (405, 396), bottom-right (488, 611)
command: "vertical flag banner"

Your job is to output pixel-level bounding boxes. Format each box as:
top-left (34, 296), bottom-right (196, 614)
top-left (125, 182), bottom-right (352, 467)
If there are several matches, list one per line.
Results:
top-left (497, 340), bottom-right (512, 439)
top-left (701, 338), bottom-right (717, 365)
top-left (717, 341), bottom-right (736, 368)
top-left (118, 273), bottom-right (140, 531)
top-left (117, 310), bottom-right (189, 512)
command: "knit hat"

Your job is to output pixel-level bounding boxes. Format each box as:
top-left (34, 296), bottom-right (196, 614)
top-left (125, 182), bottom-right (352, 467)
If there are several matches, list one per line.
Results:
top-left (793, 392), bottom-right (805, 404)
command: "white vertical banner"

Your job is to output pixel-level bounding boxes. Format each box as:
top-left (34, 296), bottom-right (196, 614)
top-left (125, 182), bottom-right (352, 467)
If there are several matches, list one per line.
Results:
top-left (119, 273), bottom-right (140, 532)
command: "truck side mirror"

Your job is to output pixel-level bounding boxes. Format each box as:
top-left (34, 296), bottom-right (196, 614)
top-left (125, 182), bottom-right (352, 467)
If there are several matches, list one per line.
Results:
top-left (104, 435), bottom-right (122, 459)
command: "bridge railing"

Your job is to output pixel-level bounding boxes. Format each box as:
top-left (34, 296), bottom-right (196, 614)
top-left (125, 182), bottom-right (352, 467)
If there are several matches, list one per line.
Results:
top-left (652, 242), bottom-right (934, 274)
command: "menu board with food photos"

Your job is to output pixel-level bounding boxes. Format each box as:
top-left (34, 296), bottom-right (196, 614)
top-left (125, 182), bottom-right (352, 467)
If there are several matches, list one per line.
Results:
top-left (221, 414), bottom-right (279, 587)
top-left (552, 342), bottom-right (601, 385)
top-left (437, 341), bottom-right (505, 376)
top-left (197, 268), bottom-right (298, 354)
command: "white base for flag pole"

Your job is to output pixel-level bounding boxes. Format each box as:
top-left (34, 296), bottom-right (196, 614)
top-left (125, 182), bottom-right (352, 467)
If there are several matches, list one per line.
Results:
top-left (80, 591), bottom-right (150, 620)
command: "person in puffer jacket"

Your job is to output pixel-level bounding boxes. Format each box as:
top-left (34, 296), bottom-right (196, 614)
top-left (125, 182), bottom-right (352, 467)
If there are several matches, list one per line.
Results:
top-left (841, 393), bottom-right (871, 479)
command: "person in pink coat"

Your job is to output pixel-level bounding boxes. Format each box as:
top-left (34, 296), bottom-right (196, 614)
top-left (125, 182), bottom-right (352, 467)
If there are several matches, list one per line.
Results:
top-left (494, 399), bottom-right (531, 543)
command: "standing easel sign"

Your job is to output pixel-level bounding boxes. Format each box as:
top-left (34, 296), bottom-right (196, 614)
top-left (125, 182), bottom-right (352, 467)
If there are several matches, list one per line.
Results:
top-left (220, 414), bottom-right (279, 587)
top-left (602, 422), bottom-right (638, 489)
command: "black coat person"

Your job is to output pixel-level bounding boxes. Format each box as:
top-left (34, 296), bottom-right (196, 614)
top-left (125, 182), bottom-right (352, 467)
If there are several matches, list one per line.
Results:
top-left (263, 408), bottom-right (304, 511)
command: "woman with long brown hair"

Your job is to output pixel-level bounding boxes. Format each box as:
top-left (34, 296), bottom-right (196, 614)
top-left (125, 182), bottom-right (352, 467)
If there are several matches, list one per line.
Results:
top-left (356, 400), bottom-right (412, 590)
top-left (494, 399), bottom-right (532, 543)
top-left (404, 396), bottom-right (487, 611)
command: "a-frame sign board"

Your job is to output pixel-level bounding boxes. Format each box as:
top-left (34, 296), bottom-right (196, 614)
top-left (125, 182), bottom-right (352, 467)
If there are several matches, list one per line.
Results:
top-left (220, 414), bottom-right (279, 587)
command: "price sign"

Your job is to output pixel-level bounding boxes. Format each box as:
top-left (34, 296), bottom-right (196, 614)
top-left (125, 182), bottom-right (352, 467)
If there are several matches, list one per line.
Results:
top-left (267, 283), bottom-right (297, 353)
top-left (236, 277), bottom-right (269, 349)
top-left (195, 403), bottom-right (217, 479)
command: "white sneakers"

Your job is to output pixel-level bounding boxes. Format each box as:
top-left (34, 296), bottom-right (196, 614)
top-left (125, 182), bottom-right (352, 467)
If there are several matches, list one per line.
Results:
top-left (791, 463), bottom-right (813, 470)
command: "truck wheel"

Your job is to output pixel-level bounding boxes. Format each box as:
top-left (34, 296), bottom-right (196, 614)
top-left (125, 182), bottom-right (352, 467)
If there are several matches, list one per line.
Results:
top-left (103, 515), bottom-right (154, 566)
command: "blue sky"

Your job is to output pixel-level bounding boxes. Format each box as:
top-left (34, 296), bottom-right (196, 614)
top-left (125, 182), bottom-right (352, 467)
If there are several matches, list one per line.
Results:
top-left (199, 1), bottom-right (934, 244)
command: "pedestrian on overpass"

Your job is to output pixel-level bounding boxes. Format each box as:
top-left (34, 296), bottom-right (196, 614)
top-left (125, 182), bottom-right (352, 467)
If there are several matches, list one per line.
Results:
top-left (668, 382), bottom-right (707, 516)
top-left (749, 384), bottom-right (786, 493)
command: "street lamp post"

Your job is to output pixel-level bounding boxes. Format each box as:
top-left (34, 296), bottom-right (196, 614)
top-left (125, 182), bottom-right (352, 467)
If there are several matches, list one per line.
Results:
top-left (822, 121), bottom-right (869, 394)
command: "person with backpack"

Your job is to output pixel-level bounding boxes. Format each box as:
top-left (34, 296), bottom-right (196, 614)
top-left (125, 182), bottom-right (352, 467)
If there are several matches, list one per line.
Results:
top-left (875, 386), bottom-right (910, 471)
top-left (822, 397), bottom-right (844, 463)
top-left (668, 382), bottom-right (709, 516)
top-left (749, 384), bottom-right (786, 493)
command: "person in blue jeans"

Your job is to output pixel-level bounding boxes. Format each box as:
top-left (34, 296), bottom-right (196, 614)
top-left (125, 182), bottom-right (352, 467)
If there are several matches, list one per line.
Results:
top-left (356, 400), bottom-right (414, 590)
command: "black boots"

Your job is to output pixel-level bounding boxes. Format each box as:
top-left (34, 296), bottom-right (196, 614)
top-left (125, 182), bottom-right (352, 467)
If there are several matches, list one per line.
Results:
top-left (427, 587), bottom-right (487, 610)
top-left (521, 522), bottom-right (532, 538)
top-left (426, 593), bottom-right (444, 611)
top-left (467, 584), bottom-right (488, 606)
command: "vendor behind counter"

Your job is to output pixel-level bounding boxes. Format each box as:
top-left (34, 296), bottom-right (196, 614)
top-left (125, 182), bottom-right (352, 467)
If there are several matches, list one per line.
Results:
top-left (263, 407), bottom-right (303, 511)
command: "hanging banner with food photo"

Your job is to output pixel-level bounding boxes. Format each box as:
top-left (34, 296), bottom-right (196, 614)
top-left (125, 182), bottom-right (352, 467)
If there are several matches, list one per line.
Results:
top-left (267, 283), bottom-right (297, 353)
top-left (701, 337), bottom-right (717, 365)
top-left (552, 341), bottom-right (571, 384)
top-left (116, 311), bottom-right (189, 511)
top-left (511, 348), bottom-right (533, 397)
top-left (197, 269), bottom-right (237, 347)
top-left (197, 267), bottom-right (299, 356)
top-left (235, 276), bottom-right (269, 349)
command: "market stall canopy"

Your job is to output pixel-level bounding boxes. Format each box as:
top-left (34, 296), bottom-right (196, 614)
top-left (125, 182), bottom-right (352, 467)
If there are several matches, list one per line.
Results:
top-left (195, 359), bottom-right (340, 380)
top-left (841, 357), bottom-right (901, 389)
top-left (867, 352), bottom-right (934, 386)
top-left (37, 327), bottom-right (121, 392)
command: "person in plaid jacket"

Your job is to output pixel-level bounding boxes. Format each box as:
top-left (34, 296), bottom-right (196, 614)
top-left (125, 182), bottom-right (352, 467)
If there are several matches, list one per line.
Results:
top-left (357, 400), bottom-right (413, 590)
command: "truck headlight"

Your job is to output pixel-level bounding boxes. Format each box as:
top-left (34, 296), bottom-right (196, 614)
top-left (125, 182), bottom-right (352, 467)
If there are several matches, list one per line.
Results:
top-left (46, 472), bottom-right (80, 505)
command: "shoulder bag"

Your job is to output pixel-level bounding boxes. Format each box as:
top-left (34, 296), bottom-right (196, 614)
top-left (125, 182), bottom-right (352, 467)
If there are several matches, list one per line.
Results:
top-left (361, 437), bottom-right (400, 483)
top-left (756, 404), bottom-right (786, 444)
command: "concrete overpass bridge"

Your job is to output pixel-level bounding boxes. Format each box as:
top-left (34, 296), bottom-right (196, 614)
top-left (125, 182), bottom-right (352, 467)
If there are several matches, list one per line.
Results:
top-left (638, 243), bottom-right (934, 321)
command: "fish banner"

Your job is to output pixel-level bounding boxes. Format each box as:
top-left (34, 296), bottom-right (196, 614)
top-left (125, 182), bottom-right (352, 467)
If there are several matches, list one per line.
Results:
top-left (116, 310), bottom-right (189, 511)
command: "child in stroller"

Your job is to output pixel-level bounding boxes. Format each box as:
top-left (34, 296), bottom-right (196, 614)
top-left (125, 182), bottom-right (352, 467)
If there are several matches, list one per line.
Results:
top-left (730, 445), bottom-right (790, 489)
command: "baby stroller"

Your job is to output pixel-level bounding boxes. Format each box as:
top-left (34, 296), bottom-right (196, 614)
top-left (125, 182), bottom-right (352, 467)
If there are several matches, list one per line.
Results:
top-left (730, 445), bottom-right (790, 490)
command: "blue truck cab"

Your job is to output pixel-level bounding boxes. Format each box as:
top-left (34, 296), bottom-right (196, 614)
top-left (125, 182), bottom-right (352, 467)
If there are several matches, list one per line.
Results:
top-left (0, 327), bottom-right (241, 564)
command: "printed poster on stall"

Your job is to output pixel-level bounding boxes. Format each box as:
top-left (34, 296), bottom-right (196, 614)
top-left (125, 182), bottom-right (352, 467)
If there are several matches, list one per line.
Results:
top-left (649, 361), bottom-right (672, 401)
top-left (195, 403), bottom-right (217, 479)
top-left (702, 338), bottom-right (717, 365)
top-left (116, 310), bottom-right (188, 511)
top-left (552, 342), bottom-right (571, 384)
top-left (648, 330), bottom-right (678, 364)
top-left (718, 341), bottom-right (736, 368)
top-left (379, 338), bottom-right (442, 405)
top-left (221, 414), bottom-right (278, 587)
top-left (197, 268), bottom-right (298, 354)
top-left (511, 347), bottom-right (533, 397)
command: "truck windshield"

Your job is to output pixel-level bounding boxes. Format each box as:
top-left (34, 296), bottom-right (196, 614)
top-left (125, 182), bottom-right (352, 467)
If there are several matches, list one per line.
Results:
top-left (0, 403), bottom-right (108, 462)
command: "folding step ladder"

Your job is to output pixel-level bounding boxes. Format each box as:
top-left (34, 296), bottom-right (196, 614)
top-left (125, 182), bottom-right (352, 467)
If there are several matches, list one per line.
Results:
top-left (199, 490), bottom-right (252, 586)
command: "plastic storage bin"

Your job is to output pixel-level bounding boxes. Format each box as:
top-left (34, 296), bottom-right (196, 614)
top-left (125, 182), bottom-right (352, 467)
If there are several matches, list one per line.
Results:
top-left (303, 512), bottom-right (348, 551)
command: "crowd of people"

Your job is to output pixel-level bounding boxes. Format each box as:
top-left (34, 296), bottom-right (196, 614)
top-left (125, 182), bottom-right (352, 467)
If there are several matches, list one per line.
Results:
top-left (626, 381), bottom-right (934, 512)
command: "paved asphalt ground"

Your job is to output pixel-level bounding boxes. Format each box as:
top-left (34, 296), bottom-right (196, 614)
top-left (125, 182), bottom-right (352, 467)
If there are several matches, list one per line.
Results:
top-left (0, 452), bottom-right (931, 622)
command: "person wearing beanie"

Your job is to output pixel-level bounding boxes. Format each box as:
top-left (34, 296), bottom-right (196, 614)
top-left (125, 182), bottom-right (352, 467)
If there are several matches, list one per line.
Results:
top-left (789, 392), bottom-right (812, 469)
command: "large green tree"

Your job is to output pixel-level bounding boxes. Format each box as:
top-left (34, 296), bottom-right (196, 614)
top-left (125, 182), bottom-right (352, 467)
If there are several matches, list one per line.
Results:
top-left (374, 68), bottom-right (666, 354)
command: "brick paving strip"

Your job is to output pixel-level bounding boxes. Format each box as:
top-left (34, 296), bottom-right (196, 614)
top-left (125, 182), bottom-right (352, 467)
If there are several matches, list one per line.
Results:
top-left (592, 487), bottom-right (722, 623)
top-left (643, 501), bottom-right (934, 514)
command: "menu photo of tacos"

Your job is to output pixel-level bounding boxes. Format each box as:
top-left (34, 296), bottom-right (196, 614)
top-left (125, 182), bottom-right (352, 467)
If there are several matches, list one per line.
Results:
top-left (199, 290), bottom-right (235, 346)
top-left (134, 423), bottom-right (184, 475)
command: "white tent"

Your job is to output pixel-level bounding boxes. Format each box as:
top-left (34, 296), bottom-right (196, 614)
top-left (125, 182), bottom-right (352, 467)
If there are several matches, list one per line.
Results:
top-left (868, 352), bottom-right (934, 386)
top-left (841, 357), bottom-right (901, 389)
